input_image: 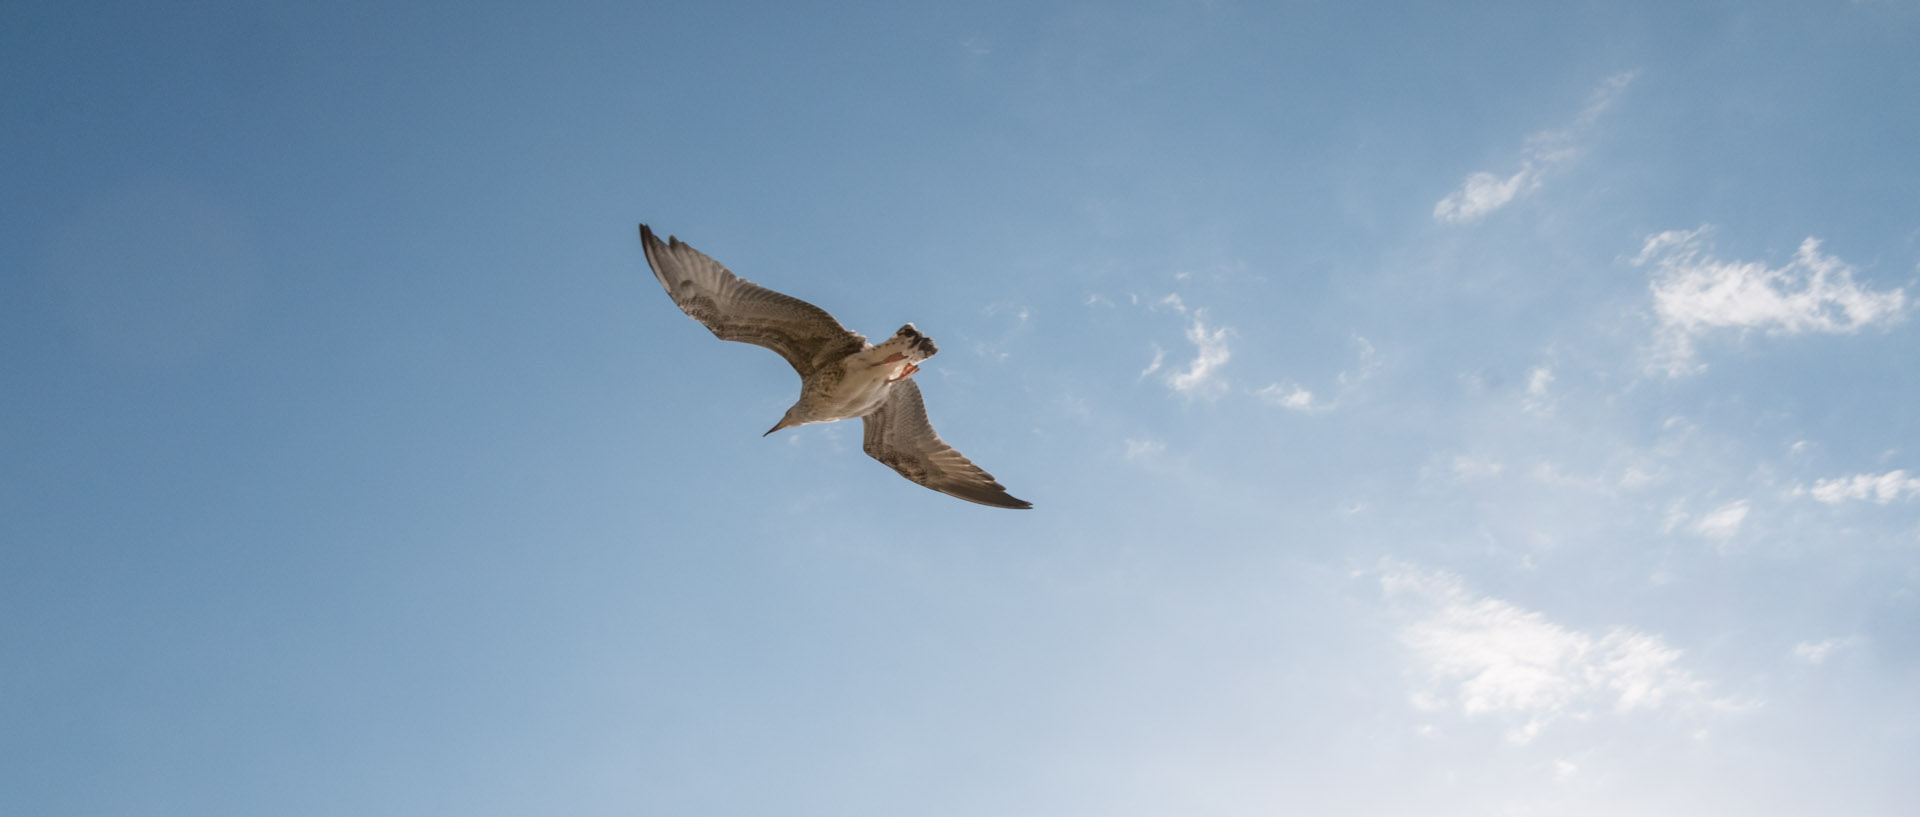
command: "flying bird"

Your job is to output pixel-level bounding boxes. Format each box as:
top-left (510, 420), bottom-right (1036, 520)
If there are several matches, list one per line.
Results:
top-left (639, 224), bottom-right (1032, 509)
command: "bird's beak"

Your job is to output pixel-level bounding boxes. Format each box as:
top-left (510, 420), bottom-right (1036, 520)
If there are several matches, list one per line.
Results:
top-left (764, 419), bottom-right (790, 437)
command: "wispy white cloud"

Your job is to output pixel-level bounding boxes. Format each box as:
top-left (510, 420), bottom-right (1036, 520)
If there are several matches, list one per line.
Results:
top-left (1792, 636), bottom-right (1862, 665)
top-left (1166, 311), bottom-right (1232, 399)
top-left (1527, 461), bottom-right (1616, 494)
top-left (1255, 382), bottom-right (1322, 411)
top-left (1433, 71), bottom-right (1636, 224)
top-left (1123, 437), bottom-right (1165, 460)
top-left (1451, 455), bottom-right (1506, 479)
top-left (1800, 470), bottom-right (1920, 504)
top-left (1553, 759), bottom-right (1579, 783)
top-left (1637, 228), bottom-right (1908, 375)
top-left (1339, 336), bottom-right (1380, 387)
top-left (1256, 335), bottom-right (1378, 412)
top-left (1691, 499), bottom-right (1749, 543)
top-left (1139, 344), bottom-right (1166, 379)
top-left (1433, 169), bottom-right (1536, 225)
top-left (1659, 502), bottom-right (1690, 535)
top-left (1619, 466), bottom-right (1657, 491)
top-left (1523, 365), bottom-right (1556, 415)
top-left (1139, 291), bottom-right (1233, 399)
top-left (1383, 562), bottom-right (1717, 743)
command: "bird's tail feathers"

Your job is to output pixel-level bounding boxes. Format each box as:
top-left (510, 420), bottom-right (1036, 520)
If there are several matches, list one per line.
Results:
top-left (886, 323), bottom-right (939, 361)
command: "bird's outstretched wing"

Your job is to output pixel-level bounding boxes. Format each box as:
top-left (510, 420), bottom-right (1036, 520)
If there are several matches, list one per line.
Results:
top-left (861, 380), bottom-right (1031, 509)
top-left (640, 224), bottom-right (865, 376)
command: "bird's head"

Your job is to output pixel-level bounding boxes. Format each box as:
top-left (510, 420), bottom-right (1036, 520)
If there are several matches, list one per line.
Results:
top-left (764, 406), bottom-right (806, 437)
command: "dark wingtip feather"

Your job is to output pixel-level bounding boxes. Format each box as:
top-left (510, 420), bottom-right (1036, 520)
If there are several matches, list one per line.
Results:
top-left (990, 488), bottom-right (1033, 510)
top-left (638, 223), bottom-right (683, 251)
top-left (952, 484), bottom-right (1031, 509)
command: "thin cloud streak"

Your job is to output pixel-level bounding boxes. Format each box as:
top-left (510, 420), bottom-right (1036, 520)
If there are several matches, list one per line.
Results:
top-left (1123, 437), bottom-right (1165, 460)
top-left (1434, 71), bottom-right (1637, 224)
top-left (1140, 344), bottom-right (1166, 379)
top-left (1255, 382), bottom-right (1321, 411)
top-left (1256, 335), bottom-right (1378, 412)
top-left (1434, 169), bottom-right (1535, 225)
top-left (1691, 499), bottom-right (1750, 542)
top-left (1802, 470), bottom-right (1920, 504)
top-left (1524, 366), bottom-right (1556, 415)
top-left (1792, 636), bottom-right (1862, 665)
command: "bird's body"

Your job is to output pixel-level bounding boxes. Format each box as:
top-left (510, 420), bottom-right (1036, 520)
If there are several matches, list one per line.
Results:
top-left (639, 224), bottom-right (1031, 509)
top-left (766, 323), bottom-right (939, 433)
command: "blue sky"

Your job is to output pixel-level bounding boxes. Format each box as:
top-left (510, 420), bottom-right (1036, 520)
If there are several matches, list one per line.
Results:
top-left (4, 0), bottom-right (1918, 814)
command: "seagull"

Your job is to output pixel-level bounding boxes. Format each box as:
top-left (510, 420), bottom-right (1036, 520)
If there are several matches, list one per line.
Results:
top-left (639, 224), bottom-right (1032, 509)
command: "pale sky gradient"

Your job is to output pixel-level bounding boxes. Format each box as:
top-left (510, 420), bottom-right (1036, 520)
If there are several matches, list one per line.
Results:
top-left (5, 1), bottom-right (1919, 815)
